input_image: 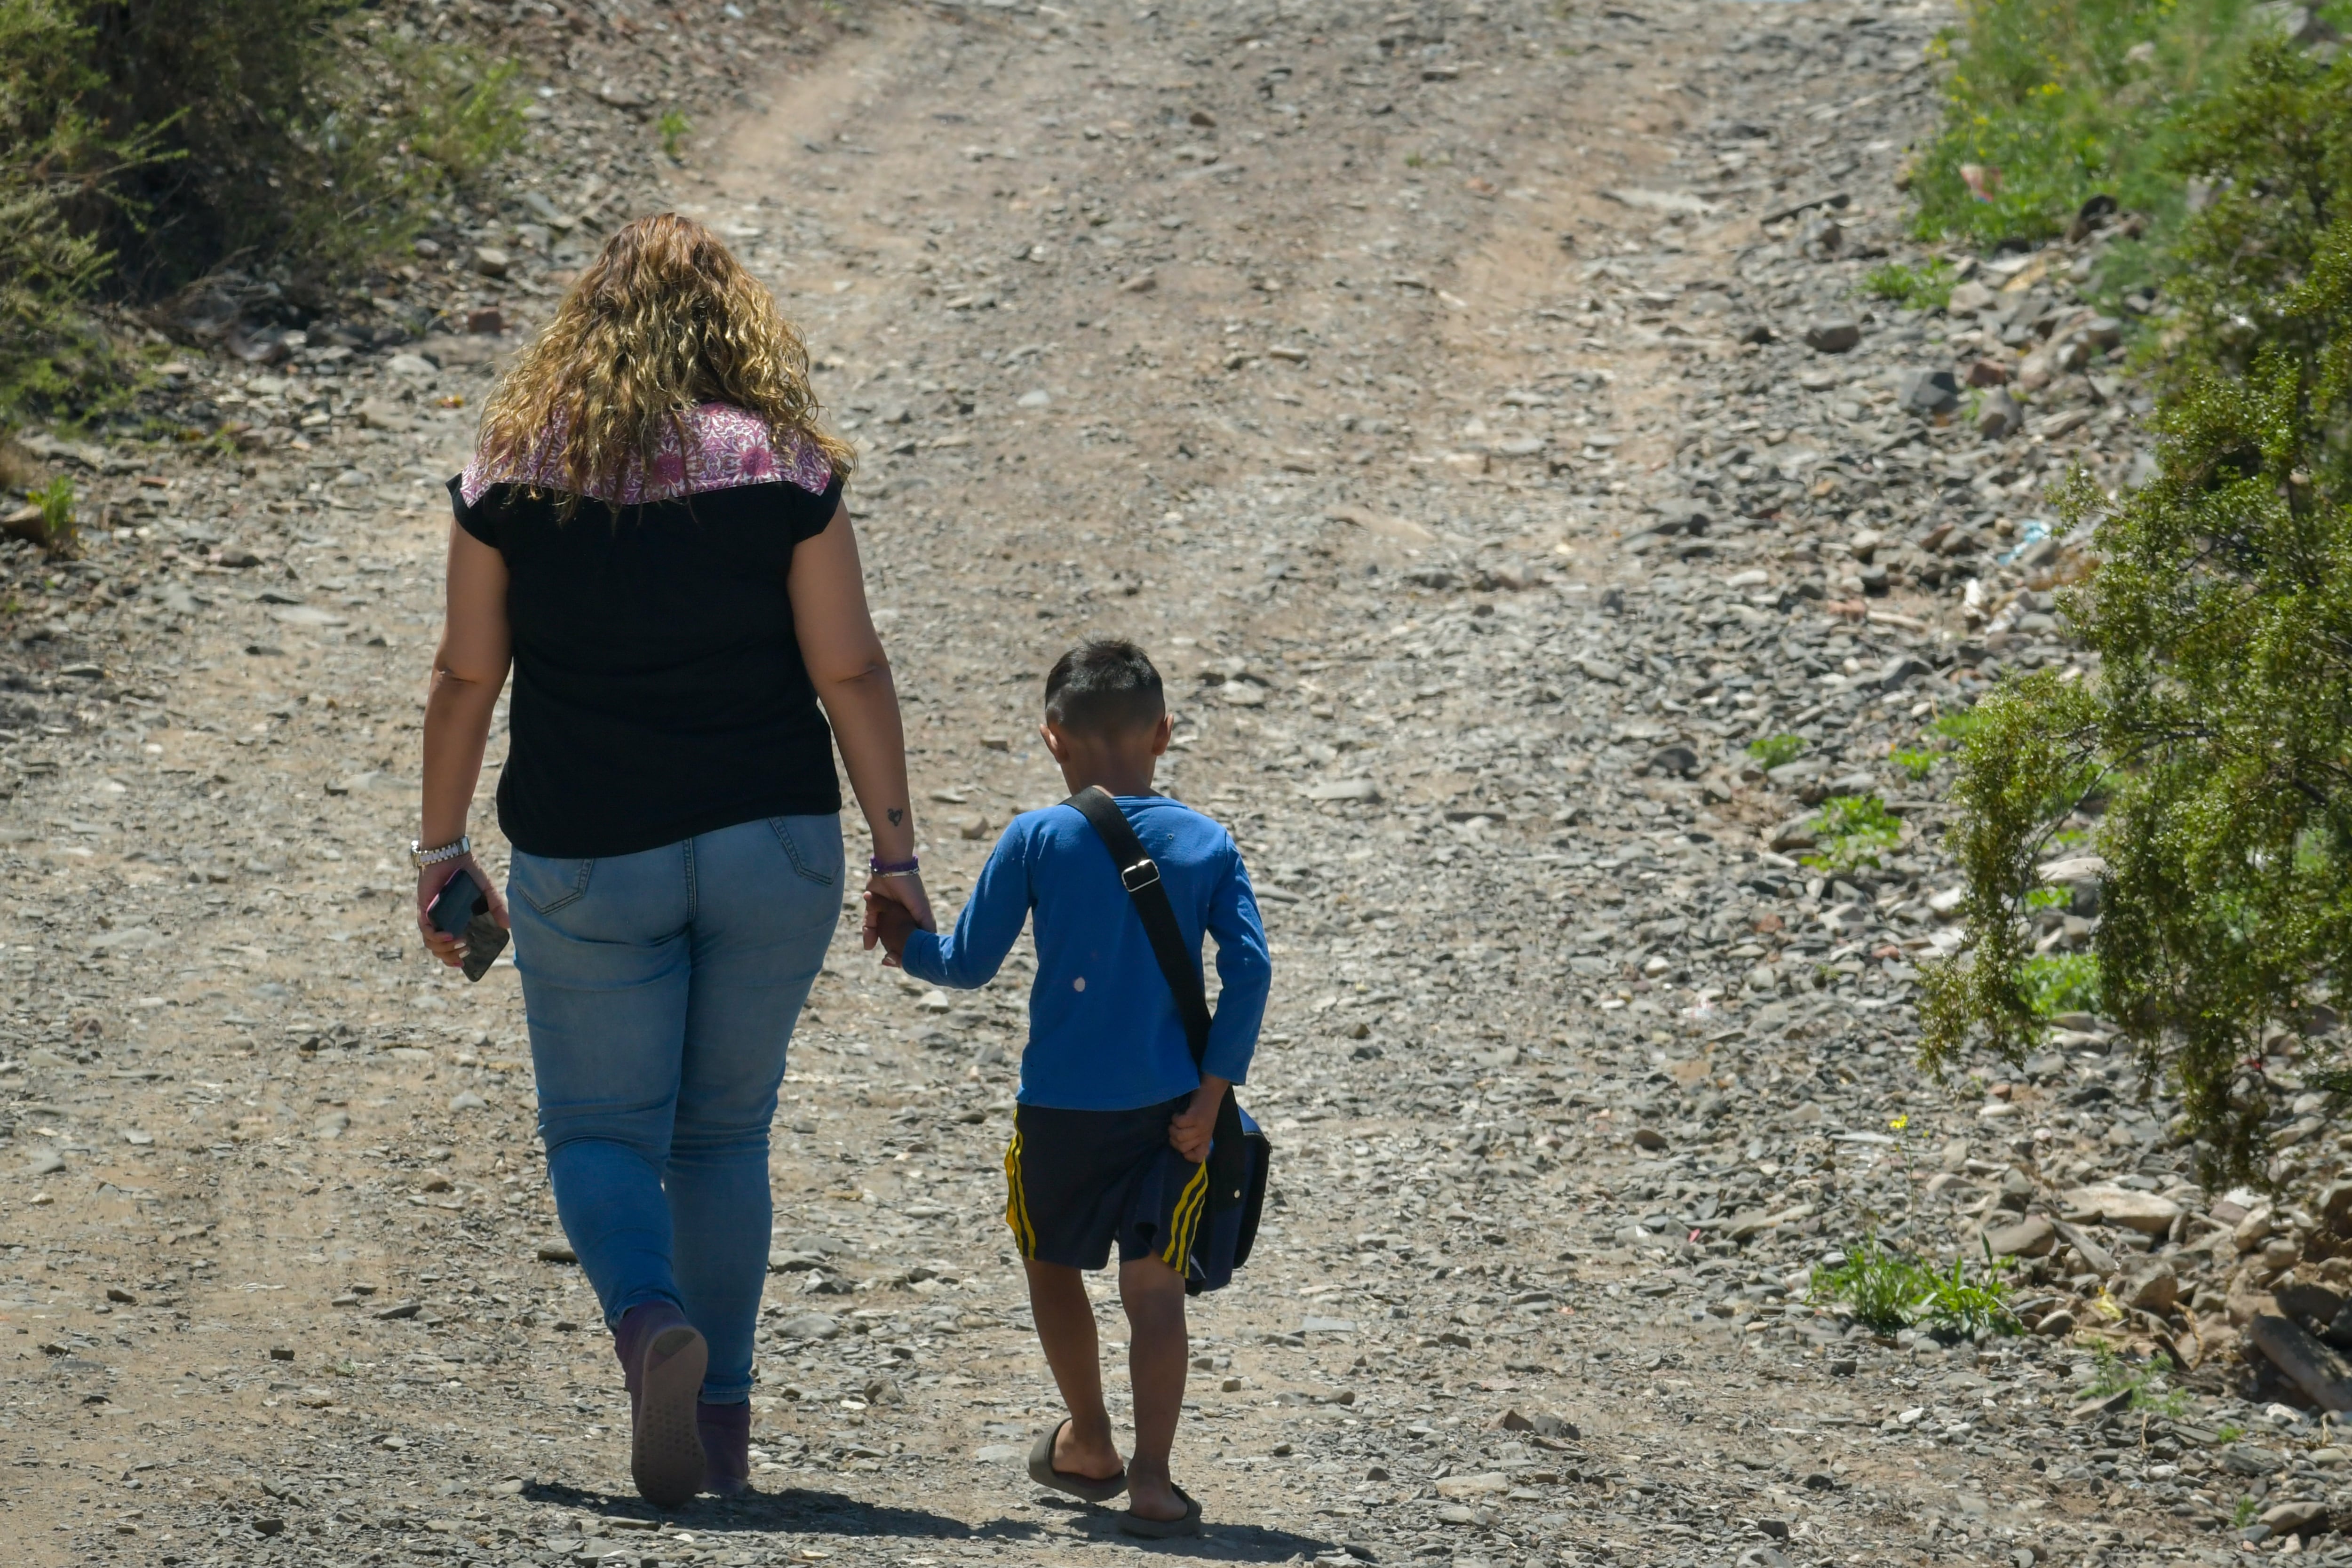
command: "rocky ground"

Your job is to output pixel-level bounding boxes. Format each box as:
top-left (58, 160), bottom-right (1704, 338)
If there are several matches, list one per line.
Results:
top-left (9, 1), bottom-right (2352, 1567)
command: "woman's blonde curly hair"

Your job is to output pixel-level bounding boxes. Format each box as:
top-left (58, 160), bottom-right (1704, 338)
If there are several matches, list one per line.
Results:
top-left (473, 212), bottom-right (854, 510)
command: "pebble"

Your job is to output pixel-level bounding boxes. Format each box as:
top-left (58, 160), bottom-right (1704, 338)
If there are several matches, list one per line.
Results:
top-left (1898, 368), bottom-right (1962, 416)
top-left (1803, 320), bottom-right (1862, 353)
top-left (776, 1312), bottom-right (841, 1341)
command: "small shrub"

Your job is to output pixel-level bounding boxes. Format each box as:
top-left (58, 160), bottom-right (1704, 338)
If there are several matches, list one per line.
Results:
top-left (380, 38), bottom-right (527, 191)
top-left (1810, 1235), bottom-right (1921, 1331)
top-left (1864, 259), bottom-right (1957, 311)
top-left (2084, 1347), bottom-right (2192, 1416)
top-left (6, 474), bottom-right (77, 556)
top-left (1911, 1253), bottom-right (2020, 1339)
top-left (658, 109), bottom-right (693, 160)
top-left (1810, 1234), bottom-right (2018, 1336)
top-left (1747, 733), bottom-right (1807, 769)
top-left (1892, 746), bottom-right (1939, 782)
top-left (1803, 794), bottom-right (1904, 873)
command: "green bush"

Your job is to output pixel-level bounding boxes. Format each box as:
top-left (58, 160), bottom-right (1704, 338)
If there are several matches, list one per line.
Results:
top-left (1804, 794), bottom-right (1904, 874)
top-left (1923, 39), bottom-right (2352, 1184)
top-left (0, 0), bottom-right (524, 422)
top-left (1747, 733), bottom-right (1806, 769)
top-left (0, 0), bottom-right (143, 419)
top-left (1910, 0), bottom-right (2283, 246)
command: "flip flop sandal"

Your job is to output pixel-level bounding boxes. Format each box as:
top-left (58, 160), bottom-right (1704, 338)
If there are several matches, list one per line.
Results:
top-left (1117, 1485), bottom-right (1204, 1539)
top-left (1027, 1419), bottom-right (1128, 1503)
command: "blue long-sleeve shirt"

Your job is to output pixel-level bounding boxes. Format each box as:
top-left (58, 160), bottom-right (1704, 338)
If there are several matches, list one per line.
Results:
top-left (900, 795), bottom-right (1270, 1111)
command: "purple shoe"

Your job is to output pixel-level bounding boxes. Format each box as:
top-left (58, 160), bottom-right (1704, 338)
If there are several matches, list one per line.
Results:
top-left (613, 1303), bottom-right (707, 1507)
top-left (699, 1400), bottom-right (752, 1497)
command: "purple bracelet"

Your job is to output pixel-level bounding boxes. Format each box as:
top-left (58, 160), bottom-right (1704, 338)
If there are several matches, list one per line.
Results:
top-left (869, 856), bottom-right (921, 876)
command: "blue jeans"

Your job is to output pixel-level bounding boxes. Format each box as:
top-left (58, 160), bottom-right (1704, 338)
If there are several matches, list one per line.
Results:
top-left (507, 814), bottom-right (842, 1404)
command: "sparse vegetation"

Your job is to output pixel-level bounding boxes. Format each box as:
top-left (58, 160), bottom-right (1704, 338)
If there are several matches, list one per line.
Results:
top-left (659, 109), bottom-right (694, 161)
top-left (0, 0), bottom-right (524, 424)
top-left (1911, 1253), bottom-right (2023, 1338)
top-left (20, 474), bottom-right (76, 557)
top-left (1923, 38), bottom-right (2352, 1185)
top-left (1864, 259), bottom-right (1957, 311)
top-left (1892, 745), bottom-right (1939, 782)
top-left (2021, 952), bottom-right (2102, 1017)
top-left (2084, 1347), bottom-right (2192, 1416)
top-left (1747, 733), bottom-right (1807, 770)
top-left (1810, 1234), bottom-right (2019, 1336)
top-left (1907, 0), bottom-right (2337, 247)
top-left (1804, 794), bottom-right (1904, 874)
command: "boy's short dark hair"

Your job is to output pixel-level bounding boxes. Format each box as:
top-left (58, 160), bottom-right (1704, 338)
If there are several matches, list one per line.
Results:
top-left (1043, 637), bottom-right (1165, 735)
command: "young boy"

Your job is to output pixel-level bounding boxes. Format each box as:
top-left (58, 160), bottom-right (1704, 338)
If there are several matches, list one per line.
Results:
top-left (870, 637), bottom-right (1270, 1537)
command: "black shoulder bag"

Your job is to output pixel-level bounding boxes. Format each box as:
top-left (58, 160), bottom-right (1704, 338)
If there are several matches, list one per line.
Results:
top-left (1065, 786), bottom-right (1271, 1294)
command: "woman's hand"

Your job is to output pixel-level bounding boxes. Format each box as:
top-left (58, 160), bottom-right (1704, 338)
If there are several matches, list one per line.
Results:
top-left (417, 521), bottom-right (513, 970)
top-left (862, 872), bottom-right (934, 967)
top-left (416, 854), bottom-right (512, 969)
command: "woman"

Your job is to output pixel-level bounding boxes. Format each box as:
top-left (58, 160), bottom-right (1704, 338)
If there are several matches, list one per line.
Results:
top-left (412, 213), bottom-right (932, 1507)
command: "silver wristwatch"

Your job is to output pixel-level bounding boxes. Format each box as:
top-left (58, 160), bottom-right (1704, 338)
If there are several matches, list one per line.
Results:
top-left (410, 835), bottom-right (471, 869)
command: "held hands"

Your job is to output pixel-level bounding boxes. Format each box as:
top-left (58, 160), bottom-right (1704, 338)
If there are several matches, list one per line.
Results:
top-left (861, 874), bottom-right (933, 968)
top-left (1168, 1074), bottom-right (1231, 1164)
top-left (415, 855), bottom-right (510, 971)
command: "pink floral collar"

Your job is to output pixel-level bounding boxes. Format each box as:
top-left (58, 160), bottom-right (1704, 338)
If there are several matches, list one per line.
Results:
top-left (459, 403), bottom-right (832, 507)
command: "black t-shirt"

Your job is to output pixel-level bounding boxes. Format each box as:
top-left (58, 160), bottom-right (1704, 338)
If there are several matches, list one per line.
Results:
top-left (448, 473), bottom-right (846, 858)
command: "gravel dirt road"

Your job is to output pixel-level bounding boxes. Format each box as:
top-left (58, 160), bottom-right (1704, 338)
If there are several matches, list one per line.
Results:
top-left (0, 4), bottom-right (2297, 1568)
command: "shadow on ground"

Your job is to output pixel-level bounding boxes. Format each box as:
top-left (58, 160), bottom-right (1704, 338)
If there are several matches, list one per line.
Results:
top-left (522, 1480), bottom-right (968, 1537)
top-left (520, 1480), bottom-right (1335, 1559)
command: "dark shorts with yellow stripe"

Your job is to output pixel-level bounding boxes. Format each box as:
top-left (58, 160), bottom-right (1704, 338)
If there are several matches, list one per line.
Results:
top-left (1003, 1097), bottom-right (1210, 1272)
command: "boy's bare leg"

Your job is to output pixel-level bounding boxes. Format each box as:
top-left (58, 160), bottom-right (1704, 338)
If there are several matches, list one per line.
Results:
top-left (1119, 1254), bottom-right (1191, 1520)
top-left (1023, 1259), bottom-right (1125, 1481)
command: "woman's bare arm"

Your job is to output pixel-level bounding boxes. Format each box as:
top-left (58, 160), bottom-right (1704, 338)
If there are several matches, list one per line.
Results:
top-left (789, 502), bottom-right (934, 943)
top-left (416, 523), bottom-right (514, 965)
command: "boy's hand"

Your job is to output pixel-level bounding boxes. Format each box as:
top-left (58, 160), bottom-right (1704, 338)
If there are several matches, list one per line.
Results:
top-left (1169, 1074), bottom-right (1231, 1163)
top-left (865, 892), bottom-right (920, 965)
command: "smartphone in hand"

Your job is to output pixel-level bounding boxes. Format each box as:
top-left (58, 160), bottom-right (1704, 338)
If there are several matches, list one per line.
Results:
top-left (428, 869), bottom-right (509, 983)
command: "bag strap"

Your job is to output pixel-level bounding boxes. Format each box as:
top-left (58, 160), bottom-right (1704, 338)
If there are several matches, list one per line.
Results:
top-left (1064, 786), bottom-right (1213, 1066)
top-left (1065, 785), bottom-right (1253, 1220)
